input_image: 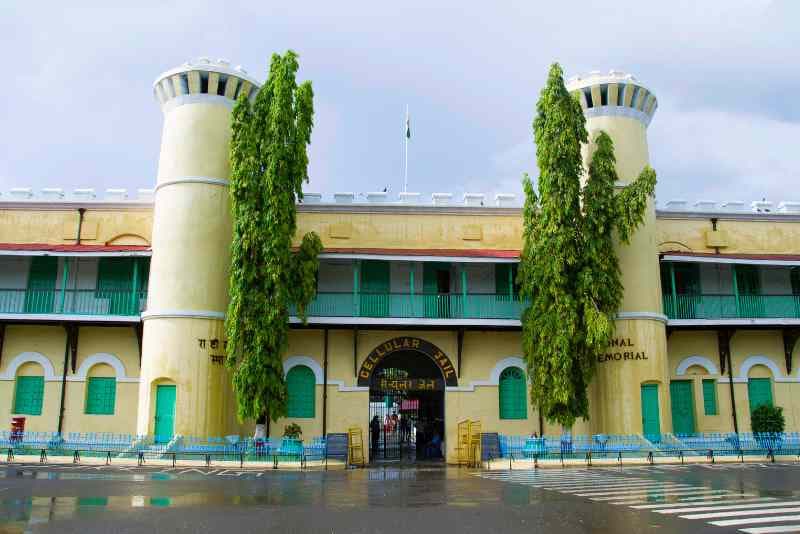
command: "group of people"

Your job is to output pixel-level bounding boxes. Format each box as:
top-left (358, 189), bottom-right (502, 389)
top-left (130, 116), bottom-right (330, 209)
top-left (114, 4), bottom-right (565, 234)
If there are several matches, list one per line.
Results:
top-left (369, 412), bottom-right (444, 461)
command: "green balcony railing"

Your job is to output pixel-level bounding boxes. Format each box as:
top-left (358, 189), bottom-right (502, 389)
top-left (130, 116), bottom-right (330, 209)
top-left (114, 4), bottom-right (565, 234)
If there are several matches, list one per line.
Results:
top-left (663, 293), bottom-right (800, 320)
top-left (293, 292), bottom-right (527, 320)
top-left (0, 288), bottom-right (148, 317)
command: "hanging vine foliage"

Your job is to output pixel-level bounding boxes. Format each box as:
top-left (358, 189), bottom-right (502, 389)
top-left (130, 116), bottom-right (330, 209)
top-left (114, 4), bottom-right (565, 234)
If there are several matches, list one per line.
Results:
top-left (226, 51), bottom-right (323, 425)
top-left (519, 63), bottom-right (657, 427)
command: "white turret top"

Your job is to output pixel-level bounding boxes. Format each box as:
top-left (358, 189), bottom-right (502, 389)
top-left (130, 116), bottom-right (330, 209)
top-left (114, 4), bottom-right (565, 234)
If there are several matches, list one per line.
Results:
top-left (152, 57), bottom-right (261, 111)
top-left (566, 70), bottom-right (657, 127)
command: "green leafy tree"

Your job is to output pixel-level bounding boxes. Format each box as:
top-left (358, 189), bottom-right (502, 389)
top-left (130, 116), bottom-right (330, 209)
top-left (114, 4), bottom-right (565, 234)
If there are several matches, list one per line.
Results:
top-left (519, 63), bottom-right (657, 427)
top-left (226, 51), bottom-right (323, 431)
top-left (751, 405), bottom-right (785, 435)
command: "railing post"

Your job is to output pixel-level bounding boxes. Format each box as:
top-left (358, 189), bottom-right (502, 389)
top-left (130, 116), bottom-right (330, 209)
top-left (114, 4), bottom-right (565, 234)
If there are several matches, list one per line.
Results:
top-left (353, 260), bottom-right (360, 317)
top-left (732, 264), bottom-right (741, 317)
top-left (59, 258), bottom-right (70, 313)
top-left (130, 258), bottom-right (139, 315)
top-left (461, 265), bottom-right (467, 318)
top-left (669, 262), bottom-right (677, 318)
top-left (409, 263), bottom-right (415, 317)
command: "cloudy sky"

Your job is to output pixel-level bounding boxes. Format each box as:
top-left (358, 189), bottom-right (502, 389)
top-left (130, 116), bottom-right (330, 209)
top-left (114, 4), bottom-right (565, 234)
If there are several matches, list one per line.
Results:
top-left (1, 1), bottom-right (797, 206)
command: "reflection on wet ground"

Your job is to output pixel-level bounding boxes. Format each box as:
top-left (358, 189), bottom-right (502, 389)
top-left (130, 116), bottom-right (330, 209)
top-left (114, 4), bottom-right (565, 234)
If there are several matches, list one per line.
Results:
top-left (2, 463), bottom-right (797, 533)
top-left (0, 465), bottom-right (558, 532)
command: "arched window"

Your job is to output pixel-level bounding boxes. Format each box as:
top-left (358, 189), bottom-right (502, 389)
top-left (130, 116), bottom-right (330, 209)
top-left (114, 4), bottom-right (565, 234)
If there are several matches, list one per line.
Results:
top-left (286, 365), bottom-right (315, 418)
top-left (14, 375), bottom-right (44, 415)
top-left (85, 363), bottom-right (117, 415)
top-left (748, 377), bottom-right (773, 412)
top-left (499, 367), bottom-right (527, 420)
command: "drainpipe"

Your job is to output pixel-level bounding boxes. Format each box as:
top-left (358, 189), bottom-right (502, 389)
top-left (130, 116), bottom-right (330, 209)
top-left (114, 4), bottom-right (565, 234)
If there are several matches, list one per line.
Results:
top-left (75, 208), bottom-right (85, 245)
top-left (57, 326), bottom-right (72, 434)
top-left (322, 328), bottom-right (329, 438)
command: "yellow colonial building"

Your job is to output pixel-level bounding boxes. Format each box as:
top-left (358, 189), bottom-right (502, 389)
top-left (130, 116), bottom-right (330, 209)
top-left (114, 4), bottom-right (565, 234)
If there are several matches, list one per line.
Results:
top-left (1, 60), bottom-right (798, 463)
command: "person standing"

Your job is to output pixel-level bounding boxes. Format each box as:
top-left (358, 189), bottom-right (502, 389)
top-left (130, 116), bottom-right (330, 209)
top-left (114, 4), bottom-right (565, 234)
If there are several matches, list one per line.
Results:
top-left (370, 415), bottom-right (381, 461)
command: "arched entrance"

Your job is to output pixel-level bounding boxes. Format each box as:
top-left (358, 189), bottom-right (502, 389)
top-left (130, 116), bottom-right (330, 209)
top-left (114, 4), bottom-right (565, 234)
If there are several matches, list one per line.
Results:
top-left (358, 337), bottom-right (457, 463)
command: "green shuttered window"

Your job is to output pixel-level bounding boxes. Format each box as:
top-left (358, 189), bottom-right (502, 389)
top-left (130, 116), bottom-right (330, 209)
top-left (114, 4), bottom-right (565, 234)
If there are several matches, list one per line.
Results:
top-left (286, 366), bottom-right (315, 418)
top-left (702, 379), bottom-right (718, 415)
top-left (748, 377), bottom-right (773, 412)
top-left (499, 367), bottom-right (527, 420)
top-left (85, 377), bottom-right (116, 415)
top-left (14, 376), bottom-right (44, 415)
top-left (25, 257), bottom-right (58, 313)
top-left (495, 264), bottom-right (519, 296)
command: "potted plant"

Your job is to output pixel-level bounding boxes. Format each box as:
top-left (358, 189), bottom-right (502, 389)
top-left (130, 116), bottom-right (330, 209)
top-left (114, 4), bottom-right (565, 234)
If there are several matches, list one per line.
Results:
top-left (281, 423), bottom-right (303, 456)
top-left (751, 405), bottom-right (785, 451)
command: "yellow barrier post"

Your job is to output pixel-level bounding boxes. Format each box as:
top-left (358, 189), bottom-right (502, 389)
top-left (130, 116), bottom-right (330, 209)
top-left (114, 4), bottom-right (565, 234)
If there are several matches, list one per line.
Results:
top-left (348, 427), bottom-right (365, 467)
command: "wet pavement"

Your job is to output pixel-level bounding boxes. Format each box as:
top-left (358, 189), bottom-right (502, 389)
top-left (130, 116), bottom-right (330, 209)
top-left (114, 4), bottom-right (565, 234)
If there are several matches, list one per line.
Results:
top-left (0, 462), bottom-right (799, 533)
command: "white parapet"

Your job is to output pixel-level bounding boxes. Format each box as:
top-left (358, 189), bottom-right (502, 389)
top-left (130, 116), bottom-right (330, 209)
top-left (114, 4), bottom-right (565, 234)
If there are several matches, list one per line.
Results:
top-left (366, 192), bottom-right (388, 203)
top-left (302, 192), bottom-right (322, 204)
top-left (495, 193), bottom-right (516, 207)
top-left (105, 188), bottom-right (128, 201)
top-left (137, 188), bottom-right (155, 201)
top-left (463, 193), bottom-right (485, 206)
top-left (694, 200), bottom-right (716, 211)
top-left (751, 200), bottom-right (773, 213)
top-left (9, 188), bottom-right (33, 200)
top-left (778, 201), bottom-right (800, 214)
top-left (720, 201), bottom-right (746, 212)
top-left (398, 192), bottom-right (421, 204)
top-left (334, 192), bottom-right (354, 204)
top-left (663, 199), bottom-right (688, 211)
top-left (431, 193), bottom-right (452, 205)
top-left (40, 188), bottom-right (65, 200)
top-left (72, 188), bottom-right (96, 200)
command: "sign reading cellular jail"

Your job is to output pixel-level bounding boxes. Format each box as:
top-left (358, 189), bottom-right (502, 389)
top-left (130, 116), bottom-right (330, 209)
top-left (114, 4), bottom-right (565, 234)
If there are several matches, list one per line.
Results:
top-left (597, 337), bottom-right (648, 363)
top-left (357, 337), bottom-right (459, 387)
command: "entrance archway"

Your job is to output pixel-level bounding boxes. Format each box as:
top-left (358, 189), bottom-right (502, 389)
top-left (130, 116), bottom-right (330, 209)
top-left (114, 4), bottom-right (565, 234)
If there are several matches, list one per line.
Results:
top-left (360, 337), bottom-right (455, 463)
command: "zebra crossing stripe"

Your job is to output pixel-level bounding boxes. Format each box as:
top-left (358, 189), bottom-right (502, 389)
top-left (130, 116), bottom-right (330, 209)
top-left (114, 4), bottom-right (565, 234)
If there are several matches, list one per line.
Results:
top-left (549, 483), bottom-right (662, 491)
top-left (572, 484), bottom-right (697, 496)
top-left (655, 501), bottom-right (800, 514)
top-left (611, 494), bottom-right (758, 506)
top-left (680, 507), bottom-right (800, 520)
top-left (630, 497), bottom-right (777, 509)
top-left (710, 515), bottom-right (800, 527)
top-left (739, 526), bottom-right (800, 533)
top-left (592, 490), bottom-right (732, 501)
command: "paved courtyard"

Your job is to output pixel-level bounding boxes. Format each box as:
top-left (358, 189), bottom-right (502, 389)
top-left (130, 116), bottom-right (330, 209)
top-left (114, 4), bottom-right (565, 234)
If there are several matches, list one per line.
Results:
top-left (1, 462), bottom-right (800, 533)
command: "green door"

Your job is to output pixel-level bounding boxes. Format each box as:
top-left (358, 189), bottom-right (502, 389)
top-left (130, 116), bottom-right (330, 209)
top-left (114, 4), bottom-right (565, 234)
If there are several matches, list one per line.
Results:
top-left (25, 257), bottom-right (58, 313)
top-left (736, 265), bottom-right (764, 317)
top-left (669, 380), bottom-right (696, 435)
top-left (748, 378), bottom-right (773, 412)
top-left (154, 385), bottom-right (176, 443)
top-left (640, 384), bottom-right (661, 440)
top-left (97, 258), bottom-right (136, 315)
top-left (423, 262), bottom-right (451, 318)
top-left (360, 260), bottom-right (390, 317)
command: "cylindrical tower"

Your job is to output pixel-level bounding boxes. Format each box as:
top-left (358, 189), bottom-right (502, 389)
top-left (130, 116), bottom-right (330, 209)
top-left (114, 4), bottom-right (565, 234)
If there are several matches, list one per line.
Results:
top-left (566, 71), bottom-right (671, 437)
top-left (137, 58), bottom-right (259, 439)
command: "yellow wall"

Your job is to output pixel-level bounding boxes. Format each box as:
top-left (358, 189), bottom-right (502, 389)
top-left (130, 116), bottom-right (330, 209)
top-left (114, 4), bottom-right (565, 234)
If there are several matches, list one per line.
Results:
top-left (657, 217), bottom-right (800, 255)
top-left (0, 208), bottom-right (152, 246)
top-left (0, 325), bottom-right (142, 434)
top-left (667, 330), bottom-right (800, 435)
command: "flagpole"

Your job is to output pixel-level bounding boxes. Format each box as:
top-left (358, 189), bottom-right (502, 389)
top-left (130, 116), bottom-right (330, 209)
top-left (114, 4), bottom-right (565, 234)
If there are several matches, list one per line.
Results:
top-left (404, 104), bottom-right (409, 193)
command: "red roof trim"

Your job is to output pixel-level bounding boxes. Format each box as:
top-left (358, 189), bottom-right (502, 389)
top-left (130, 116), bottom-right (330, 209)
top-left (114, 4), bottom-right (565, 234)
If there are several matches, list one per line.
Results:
top-left (0, 243), bottom-right (151, 253)
top-left (319, 247), bottom-right (520, 258)
top-left (662, 251), bottom-right (800, 261)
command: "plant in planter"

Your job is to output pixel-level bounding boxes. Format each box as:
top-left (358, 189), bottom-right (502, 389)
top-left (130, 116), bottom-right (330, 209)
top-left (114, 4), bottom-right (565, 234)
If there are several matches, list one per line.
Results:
top-left (281, 423), bottom-right (303, 456)
top-left (751, 404), bottom-right (785, 450)
top-left (283, 423), bottom-right (302, 440)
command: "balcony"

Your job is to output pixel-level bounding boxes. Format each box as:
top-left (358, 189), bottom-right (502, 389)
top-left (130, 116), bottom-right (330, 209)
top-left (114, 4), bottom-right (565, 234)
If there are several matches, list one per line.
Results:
top-left (0, 288), bottom-right (147, 318)
top-left (663, 294), bottom-right (800, 321)
top-left (293, 292), bottom-right (526, 323)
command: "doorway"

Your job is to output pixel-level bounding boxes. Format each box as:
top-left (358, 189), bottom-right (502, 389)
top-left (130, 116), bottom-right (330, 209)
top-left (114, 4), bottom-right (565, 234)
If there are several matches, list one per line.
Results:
top-left (368, 351), bottom-right (445, 463)
top-left (154, 384), bottom-right (176, 443)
